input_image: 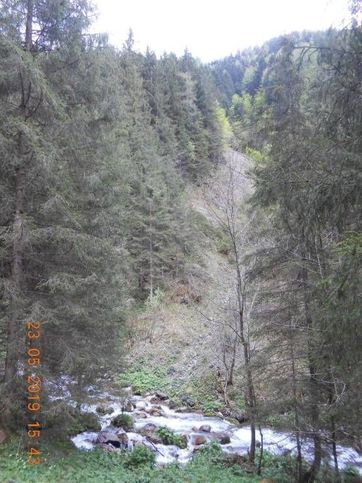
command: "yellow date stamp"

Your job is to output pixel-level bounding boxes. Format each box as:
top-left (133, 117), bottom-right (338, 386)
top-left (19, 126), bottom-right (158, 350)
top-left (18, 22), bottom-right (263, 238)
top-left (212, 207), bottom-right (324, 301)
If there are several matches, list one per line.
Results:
top-left (26, 320), bottom-right (42, 465)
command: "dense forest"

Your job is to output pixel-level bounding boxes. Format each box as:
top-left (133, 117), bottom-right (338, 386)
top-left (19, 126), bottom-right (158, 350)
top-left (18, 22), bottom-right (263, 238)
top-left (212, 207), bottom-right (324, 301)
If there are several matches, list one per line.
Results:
top-left (0, 1), bottom-right (361, 482)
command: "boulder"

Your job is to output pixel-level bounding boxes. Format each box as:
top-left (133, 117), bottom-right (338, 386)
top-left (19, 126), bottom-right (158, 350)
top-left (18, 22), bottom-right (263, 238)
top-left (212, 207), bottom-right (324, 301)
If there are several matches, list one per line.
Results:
top-left (221, 407), bottom-right (248, 423)
top-left (180, 395), bottom-right (196, 407)
top-left (123, 400), bottom-right (134, 412)
top-left (199, 424), bottom-right (211, 433)
top-left (149, 408), bottom-right (162, 416)
top-left (146, 404), bottom-right (158, 413)
top-left (96, 431), bottom-right (122, 448)
top-left (136, 411), bottom-right (148, 418)
top-left (210, 431), bottom-right (230, 444)
top-left (191, 434), bottom-right (207, 446)
top-left (98, 443), bottom-right (118, 453)
top-left (139, 423), bottom-right (162, 444)
top-left (225, 417), bottom-right (241, 427)
top-left (141, 423), bottom-right (157, 432)
top-left (175, 406), bottom-right (189, 413)
top-left (155, 391), bottom-right (168, 400)
top-left (116, 428), bottom-right (129, 446)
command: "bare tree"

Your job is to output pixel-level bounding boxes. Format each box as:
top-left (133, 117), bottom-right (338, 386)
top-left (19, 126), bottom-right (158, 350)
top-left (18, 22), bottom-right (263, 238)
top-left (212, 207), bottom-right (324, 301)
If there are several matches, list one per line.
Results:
top-left (202, 150), bottom-right (258, 462)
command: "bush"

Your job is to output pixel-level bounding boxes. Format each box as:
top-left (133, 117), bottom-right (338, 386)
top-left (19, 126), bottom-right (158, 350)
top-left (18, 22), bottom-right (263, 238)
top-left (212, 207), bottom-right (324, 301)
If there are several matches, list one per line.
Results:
top-left (124, 445), bottom-right (155, 468)
top-left (341, 466), bottom-right (362, 482)
top-left (192, 441), bottom-right (224, 465)
top-left (111, 413), bottom-right (134, 431)
top-left (155, 426), bottom-right (187, 448)
top-left (245, 146), bottom-right (268, 165)
top-left (257, 451), bottom-right (303, 483)
top-left (201, 397), bottom-right (223, 413)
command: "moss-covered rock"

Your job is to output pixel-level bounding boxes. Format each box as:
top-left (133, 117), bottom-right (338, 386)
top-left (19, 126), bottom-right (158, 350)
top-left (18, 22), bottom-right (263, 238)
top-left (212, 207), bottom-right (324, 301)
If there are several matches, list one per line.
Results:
top-left (96, 405), bottom-right (114, 416)
top-left (111, 413), bottom-right (134, 431)
top-left (156, 426), bottom-right (188, 448)
top-left (225, 417), bottom-right (241, 427)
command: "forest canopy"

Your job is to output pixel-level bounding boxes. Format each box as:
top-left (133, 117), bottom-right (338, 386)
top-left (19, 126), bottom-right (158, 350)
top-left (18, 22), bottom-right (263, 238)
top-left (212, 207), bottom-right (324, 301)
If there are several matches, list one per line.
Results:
top-left (0, 1), bottom-right (361, 482)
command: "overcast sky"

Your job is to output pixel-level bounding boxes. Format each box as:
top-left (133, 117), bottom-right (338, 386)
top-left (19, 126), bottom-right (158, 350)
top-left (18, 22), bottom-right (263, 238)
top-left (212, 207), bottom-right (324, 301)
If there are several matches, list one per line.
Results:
top-left (91, 0), bottom-right (351, 61)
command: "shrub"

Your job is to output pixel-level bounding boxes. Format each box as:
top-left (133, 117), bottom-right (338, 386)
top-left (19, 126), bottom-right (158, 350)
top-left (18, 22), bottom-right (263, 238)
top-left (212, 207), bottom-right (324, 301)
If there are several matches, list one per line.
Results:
top-left (202, 398), bottom-right (223, 413)
top-left (124, 445), bottom-right (155, 468)
top-left (118, 368), bottom-right (168, 395)
top-left (156, 426), bottom-right (187, 448)
top-left (192, 441), bottom-right (224, 465)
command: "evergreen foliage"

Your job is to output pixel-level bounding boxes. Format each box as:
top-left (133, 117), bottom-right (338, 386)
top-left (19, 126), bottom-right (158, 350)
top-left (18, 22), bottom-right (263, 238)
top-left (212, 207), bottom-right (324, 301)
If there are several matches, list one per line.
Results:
top-left (0, 0), bottom-right (225, 430)
top-left (213, 16), bottom-right (361, 483)
top-left (0, 2), bottom-right (360, 482)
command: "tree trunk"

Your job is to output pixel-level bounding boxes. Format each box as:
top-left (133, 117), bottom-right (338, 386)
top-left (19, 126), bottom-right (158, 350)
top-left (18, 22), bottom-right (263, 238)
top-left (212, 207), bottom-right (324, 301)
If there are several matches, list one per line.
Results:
top-left (4, 166), bottom-right (25, 385)
top-left (234, 240), bottom-right (256, 463)
top-left (302, 264), bottom-right (321, 482)
top-left (331, 416), bottom-right (340, 482)
top-left (257, 425), bottom-right (264, 475)
top-left (289, 317), bottom-right (303, 482)
top-left (148, 198), bottom-right (154, 301)
top-left (25, 0), bottom-right (33, 51)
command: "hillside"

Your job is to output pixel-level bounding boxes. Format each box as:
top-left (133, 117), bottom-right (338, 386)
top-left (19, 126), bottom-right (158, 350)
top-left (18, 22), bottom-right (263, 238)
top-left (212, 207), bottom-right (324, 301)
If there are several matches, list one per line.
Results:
top-left (123, 150), bottom-right (252, 412)
top-left (0, 2), bottom-right (361, 482)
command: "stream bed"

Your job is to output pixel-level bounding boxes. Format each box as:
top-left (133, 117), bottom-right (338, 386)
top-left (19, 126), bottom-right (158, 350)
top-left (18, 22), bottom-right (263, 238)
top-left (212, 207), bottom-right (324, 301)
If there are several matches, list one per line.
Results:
top-left (70, 389), bottom-right (362, 472)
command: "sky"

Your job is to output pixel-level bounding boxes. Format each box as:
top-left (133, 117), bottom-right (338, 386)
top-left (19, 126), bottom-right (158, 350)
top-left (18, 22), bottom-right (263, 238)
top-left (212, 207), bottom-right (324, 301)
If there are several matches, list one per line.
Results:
top-left (91, 0), bottom-right (351, 61)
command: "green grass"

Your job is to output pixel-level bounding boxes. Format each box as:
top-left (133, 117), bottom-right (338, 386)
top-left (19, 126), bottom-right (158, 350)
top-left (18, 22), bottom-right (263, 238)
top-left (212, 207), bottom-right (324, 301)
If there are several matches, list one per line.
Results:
top-left (0, 437), bottom-right (289, 483)
top-left (1, 436), bottom-right (357, 482)
top-left (0, 437), bottom-right (259, 483)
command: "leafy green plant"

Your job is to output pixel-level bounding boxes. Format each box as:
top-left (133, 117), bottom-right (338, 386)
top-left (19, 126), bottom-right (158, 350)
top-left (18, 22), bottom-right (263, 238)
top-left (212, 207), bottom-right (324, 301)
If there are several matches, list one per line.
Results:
top-left (245, 146), bottom-right (268, 165)
top-left (124, 446), bottom-right (155, 468)
top-left (201, 398), bottom-right (223, 413)
top-left (118, 368), bottom-right (169, 395)
top-left (191, 442), bottom-right (224, 465)
top-left (155, 426), bottom-right (187, 448)
top-left (256, 450), bottom-right (303, 483)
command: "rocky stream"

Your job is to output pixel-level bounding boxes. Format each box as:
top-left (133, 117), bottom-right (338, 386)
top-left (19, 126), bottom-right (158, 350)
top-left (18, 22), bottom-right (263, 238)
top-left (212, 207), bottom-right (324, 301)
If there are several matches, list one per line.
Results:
top-left (70, 387), bottom-right (362, 472)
